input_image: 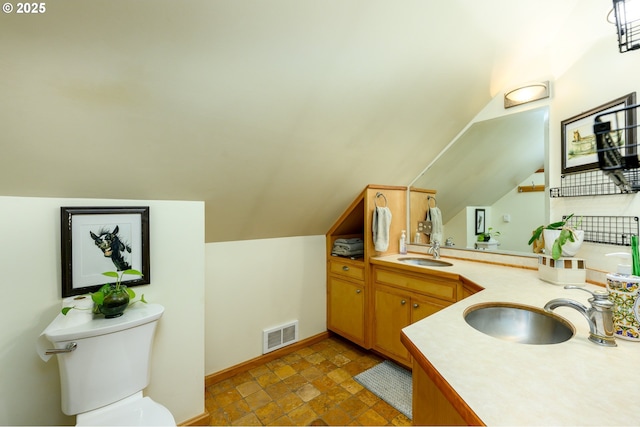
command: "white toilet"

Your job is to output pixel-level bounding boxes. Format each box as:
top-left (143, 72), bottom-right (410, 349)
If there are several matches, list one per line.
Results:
top-left (40, 303), bottom-right (175, 426)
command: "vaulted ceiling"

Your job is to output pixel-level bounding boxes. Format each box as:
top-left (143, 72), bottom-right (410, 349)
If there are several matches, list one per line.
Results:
top-left (0, 0), bottom-right (614, 242)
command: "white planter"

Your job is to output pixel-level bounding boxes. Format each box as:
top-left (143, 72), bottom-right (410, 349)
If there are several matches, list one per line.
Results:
top-left (543, 229), bottom-right (584, 257)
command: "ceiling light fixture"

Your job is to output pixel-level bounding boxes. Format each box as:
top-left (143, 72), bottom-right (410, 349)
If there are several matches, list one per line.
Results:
top-left (609, 0), bottom-right (640, 53)
top-left (504, 81), bottom-right (550, 109)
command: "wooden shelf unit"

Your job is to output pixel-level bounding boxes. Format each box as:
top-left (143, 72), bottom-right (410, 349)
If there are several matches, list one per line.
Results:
top-left (326, 185), bottom-right (407, 349)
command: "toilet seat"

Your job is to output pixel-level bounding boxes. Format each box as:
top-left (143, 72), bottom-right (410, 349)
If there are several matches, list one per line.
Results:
top-left (76, 392), bottom-right (176, 426)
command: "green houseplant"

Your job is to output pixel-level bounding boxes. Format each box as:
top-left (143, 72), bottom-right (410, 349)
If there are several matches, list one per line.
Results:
top-left (62, 269), bottom-right (147, 318)
top-left (528, 214), bottom-right (583, 260)
top-left (477, 227), bottom-right (500, 242)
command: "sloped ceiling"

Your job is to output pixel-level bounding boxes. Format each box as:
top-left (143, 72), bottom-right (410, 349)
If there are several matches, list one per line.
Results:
top-left (0, 0), bottom-right (614, 242)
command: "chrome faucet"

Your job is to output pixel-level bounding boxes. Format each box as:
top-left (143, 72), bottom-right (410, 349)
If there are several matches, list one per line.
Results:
top-left (427, 240), bottom-right (440, 259)
top-left (544, 285), bottom-right (616, 347)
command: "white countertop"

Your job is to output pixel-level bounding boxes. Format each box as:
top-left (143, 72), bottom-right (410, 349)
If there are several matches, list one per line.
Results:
top-left (374, 253), bottom-right (640, 426)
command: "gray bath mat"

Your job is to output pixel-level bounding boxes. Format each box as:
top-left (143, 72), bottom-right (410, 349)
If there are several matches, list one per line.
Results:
top-left (354, 360), bottom-right (412, 419)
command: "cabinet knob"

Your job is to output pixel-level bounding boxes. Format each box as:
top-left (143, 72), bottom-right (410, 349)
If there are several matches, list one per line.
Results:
top-left (413, 303), bottom-right (419, 308)
top-left (356, 289), bottom-right (361, 294)
top-left (342, 266), bottom-right (350, 271)
top-left (401, 300), bottom-right (406, 305)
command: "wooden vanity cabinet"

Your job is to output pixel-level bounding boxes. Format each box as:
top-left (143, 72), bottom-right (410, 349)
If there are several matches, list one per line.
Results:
top-left (327, 259), bottom-right (367, 346)
top-left (373, 283), bottom-right (448, 365)
top-left (325, 185), bottom-right (410, 349)
top-left (372, 266), bottom-right (456, 366)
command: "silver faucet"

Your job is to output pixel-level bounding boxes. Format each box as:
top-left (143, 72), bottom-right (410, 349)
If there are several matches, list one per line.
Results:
top-left (427, 240), bottom-right (440, 259)
top-left (544, 285), bottom-right (616, 347)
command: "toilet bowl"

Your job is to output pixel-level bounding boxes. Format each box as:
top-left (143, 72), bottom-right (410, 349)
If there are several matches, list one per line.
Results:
top-left (76, 391), bottom-right (175, 426)
top-left (38, 303), bottom-right (176, 426)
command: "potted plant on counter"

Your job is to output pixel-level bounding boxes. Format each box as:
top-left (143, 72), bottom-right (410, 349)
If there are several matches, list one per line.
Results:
top-left (62, 269), bottom-right (147, 318)
top-left (528, 214), bottom-right (584, 260)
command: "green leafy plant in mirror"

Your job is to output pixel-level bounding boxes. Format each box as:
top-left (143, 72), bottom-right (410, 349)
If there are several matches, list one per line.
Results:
top-left (477, 227), bottom-right (500, 242)
top-left (528, 214), bottom-right (582, 260)
top-left (62, 269), bottom-right (147, 316)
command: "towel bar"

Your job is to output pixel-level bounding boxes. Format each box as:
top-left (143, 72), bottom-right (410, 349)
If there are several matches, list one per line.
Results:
top-left (375, 192), bottom-right (388, 208)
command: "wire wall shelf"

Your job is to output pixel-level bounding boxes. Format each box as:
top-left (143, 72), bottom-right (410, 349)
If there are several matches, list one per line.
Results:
top-left (550, 169), bottom-right (640, 197)
top-left (613, 0), bottom-right (640, 53)
top-left (551, 103), bottom-right (640, 197)
top-left (564, 215), bottom-right (639, 246)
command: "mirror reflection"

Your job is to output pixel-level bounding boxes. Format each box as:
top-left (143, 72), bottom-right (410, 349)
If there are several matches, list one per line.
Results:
top-left (409, 106), bottom-right (548, 254)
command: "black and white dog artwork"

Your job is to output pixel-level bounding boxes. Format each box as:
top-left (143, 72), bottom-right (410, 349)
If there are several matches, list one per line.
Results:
top-left (90, 225), bottom-right (132, 271)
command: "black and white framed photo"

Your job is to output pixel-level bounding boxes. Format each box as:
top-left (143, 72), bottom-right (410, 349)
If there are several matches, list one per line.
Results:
top-left (475, 209), bottom-right (485, 235)
top-left (561, 93), bottom-right (636, 174)
top-left (61, 206), bottom-right (150, 297)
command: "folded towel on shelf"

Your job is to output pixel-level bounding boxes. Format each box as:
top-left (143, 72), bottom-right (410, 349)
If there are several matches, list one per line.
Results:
top-left (372, 206), bottom-right (392, 252)
top-left (332, 247), bottom-right (365, 257)
top-left (428, 206), bottom-right (443, 245)
top-left (331, 238), bottom-right (364, 257)
top-left (333, 241), bottom-right (364, 252)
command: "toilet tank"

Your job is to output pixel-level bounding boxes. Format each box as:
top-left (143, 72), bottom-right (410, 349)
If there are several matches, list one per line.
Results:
top-left (45, 303), bottom-right (165, 415)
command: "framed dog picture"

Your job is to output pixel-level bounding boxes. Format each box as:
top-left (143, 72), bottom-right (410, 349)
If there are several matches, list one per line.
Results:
top-left (60, 206), bottom-right (150, 297)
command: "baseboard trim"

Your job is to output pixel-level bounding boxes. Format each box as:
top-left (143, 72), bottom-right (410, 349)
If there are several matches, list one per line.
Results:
top-left (205, 331), bottom-right (331, 387)
top-left (179, 411), bottom-right (210, 426)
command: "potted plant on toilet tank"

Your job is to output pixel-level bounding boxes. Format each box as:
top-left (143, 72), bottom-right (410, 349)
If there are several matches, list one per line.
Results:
top-left (62, 269), bottom-right (147, 318)
top-left (528, 214), bottom-right (584, 260)
top-left (477, 227), bottom-right (500, 242)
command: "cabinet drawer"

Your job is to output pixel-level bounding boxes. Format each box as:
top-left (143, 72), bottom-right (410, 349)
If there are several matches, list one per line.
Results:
top-left (374, 267), bottom-right (456, 302)
top-left (329, 260), bottom-right (365, 281)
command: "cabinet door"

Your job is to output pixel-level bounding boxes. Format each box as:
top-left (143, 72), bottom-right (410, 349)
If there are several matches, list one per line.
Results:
top-left (411, 293), bottom-right (449, 323)
top-left (328, 276), bottom-right (366, 345)
top-left (374, 286), bottom-right (411, 362)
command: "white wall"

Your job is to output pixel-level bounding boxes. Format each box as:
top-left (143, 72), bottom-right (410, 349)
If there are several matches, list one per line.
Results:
top-left (205, 236), bottom-right (326, 375)
top-left (0, 196), bottom-right (205, 426)
top-left (444, 208), bottom-right (468, 249)
top-left (491, 172), bottom-right (545, 253)
top-left (443, 172), bottom-right (545, 253)
top-left (549, 37), bottom-right (640, 273)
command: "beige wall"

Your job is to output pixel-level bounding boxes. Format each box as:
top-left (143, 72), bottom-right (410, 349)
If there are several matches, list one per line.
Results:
top-left (0, 196), bottom-right (205, 425)
top-left (204, 235), bottom-right (326, 375)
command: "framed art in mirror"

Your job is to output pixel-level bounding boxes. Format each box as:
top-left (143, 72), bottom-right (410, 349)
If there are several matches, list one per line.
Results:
top-left (60, 206), bottom-right (150, 297)
top-left (475, 209), bottom-right (485, 235)
top-left (561, 92), bottom-right (636, 174)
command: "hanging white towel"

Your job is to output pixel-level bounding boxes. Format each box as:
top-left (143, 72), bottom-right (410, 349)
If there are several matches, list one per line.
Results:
top-left (373, 206), bottom-right (392, 252)
top-left (429, 206), bottom-right (443, 245)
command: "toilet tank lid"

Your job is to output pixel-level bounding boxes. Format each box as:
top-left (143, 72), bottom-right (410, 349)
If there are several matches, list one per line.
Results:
top-left (45, 303), bottom-right (164, 342)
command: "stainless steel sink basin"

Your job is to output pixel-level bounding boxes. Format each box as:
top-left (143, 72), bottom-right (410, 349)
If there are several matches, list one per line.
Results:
top-left (464, 302), bottom-right (575, 345)
top-left (397, 257), bottom-right (453, 267)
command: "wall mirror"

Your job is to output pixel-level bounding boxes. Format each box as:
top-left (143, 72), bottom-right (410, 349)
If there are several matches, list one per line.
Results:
top-left (409, 106), bottom-right (549, 255)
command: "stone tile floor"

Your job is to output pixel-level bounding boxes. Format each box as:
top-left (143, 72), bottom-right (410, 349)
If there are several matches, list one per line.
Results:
top-left (205, 335), bottom-right (412, 426)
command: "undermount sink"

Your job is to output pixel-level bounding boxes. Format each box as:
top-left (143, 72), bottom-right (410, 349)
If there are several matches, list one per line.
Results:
top-left (397, 257), bottom-right (453, 267)
top-left (464, 302), bottom-right (575, 345)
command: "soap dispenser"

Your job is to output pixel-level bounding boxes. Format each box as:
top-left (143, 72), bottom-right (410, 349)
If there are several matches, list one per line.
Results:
top-left (399, 230), bottom-right (407, 255)
top-left (605, 252), bottom-right (640, 341)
